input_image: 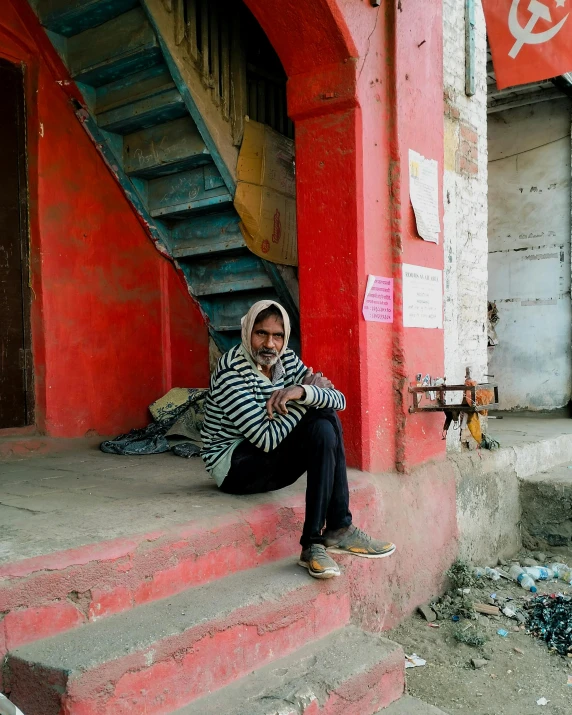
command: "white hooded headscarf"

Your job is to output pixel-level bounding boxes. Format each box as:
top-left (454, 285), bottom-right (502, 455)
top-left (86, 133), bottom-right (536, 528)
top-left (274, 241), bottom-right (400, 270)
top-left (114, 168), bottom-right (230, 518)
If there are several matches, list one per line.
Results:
top-left (240, 300), bottom-right (291, 360)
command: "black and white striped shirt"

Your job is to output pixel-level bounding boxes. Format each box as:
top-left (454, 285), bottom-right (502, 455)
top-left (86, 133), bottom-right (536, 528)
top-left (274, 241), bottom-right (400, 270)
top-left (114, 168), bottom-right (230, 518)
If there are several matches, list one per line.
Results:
top-left (200, 344), bottom-right (346, 485)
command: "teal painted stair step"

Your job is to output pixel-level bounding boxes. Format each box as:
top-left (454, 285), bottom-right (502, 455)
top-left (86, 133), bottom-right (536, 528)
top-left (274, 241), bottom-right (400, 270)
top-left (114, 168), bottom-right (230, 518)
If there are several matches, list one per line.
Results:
top-left (184, 254), bottom-right (273, 297)
top-left (148, 167), bottom-right (232, 219)
top-left (67, 8), bottom-right (162, 87)
top-left (32, 0), bottom-right (139, 37)
top-left (171, 213), bottom-right (245, 259)
top-left (29, 0), bottom-right (298, 352)
top-left (123, 117), bottom-right (212, 179)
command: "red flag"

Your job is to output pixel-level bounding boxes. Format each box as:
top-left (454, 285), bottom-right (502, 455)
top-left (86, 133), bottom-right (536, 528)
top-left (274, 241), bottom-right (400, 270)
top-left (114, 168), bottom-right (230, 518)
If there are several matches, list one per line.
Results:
top-left (483, 0), bottom-right (572, 89)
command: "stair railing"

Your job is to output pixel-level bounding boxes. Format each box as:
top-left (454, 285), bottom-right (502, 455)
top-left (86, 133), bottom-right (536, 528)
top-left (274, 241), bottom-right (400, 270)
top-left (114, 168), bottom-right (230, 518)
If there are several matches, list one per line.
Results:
top-left (160, 0), bottom-right (247, 146)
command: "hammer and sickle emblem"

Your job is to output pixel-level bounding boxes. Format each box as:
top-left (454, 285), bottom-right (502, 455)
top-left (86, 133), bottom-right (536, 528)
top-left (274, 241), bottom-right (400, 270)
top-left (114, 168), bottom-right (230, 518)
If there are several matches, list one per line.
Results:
top-left (509, 0), bottom-right (569, 58)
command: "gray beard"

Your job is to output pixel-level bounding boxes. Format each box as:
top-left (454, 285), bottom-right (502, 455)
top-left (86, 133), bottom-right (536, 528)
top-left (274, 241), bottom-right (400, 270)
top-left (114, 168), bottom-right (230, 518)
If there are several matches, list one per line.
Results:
top-left (253, 350), bottom-right (279, 367)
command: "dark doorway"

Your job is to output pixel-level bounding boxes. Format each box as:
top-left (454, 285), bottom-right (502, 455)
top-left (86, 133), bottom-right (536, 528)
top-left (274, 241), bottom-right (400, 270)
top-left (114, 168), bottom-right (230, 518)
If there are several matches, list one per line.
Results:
top-left (0, 58), bottom-right (33, 428)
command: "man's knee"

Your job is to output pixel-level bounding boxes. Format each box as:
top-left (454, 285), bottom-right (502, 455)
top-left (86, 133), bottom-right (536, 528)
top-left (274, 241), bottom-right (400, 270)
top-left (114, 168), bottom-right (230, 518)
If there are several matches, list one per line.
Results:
top-left (307, 415), bottom-right (337, 448)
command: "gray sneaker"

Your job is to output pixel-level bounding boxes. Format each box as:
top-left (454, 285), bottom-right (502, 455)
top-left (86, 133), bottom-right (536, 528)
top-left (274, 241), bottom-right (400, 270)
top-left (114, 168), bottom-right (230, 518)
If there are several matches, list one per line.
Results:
top-left (324, 525), bottom-right (396, 559)
top-left (298, 544), bottom-right (341, 579)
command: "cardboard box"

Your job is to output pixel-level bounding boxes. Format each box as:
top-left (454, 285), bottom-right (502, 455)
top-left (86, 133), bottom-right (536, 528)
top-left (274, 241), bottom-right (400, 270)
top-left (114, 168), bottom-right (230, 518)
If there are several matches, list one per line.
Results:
top-left (234, 119), bottom-right (298, 266)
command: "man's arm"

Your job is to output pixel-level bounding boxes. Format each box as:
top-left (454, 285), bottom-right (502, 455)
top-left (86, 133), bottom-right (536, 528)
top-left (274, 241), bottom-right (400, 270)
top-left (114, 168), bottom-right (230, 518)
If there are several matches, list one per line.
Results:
top-left (213, 369), bottom-right (307, 452)
top-left (286, 353), bottom-right (346, 412)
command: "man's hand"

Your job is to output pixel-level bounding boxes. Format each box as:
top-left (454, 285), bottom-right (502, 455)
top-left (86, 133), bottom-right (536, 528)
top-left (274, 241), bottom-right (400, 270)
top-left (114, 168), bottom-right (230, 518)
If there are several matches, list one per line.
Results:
top-left (302, 367), bottom-right (334, 389)
top-left (266, 385), bottom-right (305, 419)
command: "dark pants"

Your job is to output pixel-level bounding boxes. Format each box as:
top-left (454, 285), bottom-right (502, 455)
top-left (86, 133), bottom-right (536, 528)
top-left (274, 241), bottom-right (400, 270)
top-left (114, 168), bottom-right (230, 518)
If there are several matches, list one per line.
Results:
top-left (220, 408), bottom-right (352, 548)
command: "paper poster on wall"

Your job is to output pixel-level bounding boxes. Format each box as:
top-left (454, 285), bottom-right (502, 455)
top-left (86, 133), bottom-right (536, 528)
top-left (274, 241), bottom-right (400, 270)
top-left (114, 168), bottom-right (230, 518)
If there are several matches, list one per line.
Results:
top-left (363, 275), bottom-right (393, 323)
top-left (402, 264), bottom-right (443, 329)
top-left (409, 149), bottom-right (440, 244)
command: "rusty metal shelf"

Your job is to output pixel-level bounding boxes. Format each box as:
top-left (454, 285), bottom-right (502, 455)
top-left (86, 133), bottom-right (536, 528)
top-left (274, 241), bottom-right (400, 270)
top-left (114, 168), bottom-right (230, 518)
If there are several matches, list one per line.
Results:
top-left (408, 383), bottom-right (499, 414)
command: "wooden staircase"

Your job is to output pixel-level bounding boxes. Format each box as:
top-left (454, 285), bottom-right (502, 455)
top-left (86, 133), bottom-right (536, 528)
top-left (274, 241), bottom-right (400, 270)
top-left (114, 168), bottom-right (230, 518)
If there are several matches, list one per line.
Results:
top-left (29, 0), bottom-right (299, 352)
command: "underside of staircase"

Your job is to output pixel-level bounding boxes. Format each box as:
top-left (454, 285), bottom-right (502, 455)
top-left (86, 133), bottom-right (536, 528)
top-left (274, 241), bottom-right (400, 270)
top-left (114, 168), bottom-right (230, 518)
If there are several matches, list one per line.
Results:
top-left (28, 0), bottom-right (299, 353)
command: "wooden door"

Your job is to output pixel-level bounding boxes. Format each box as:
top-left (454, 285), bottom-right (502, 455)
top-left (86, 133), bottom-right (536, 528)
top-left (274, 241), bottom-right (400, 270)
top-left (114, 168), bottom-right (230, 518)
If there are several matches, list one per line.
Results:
top-left (0, 58), bottom-right (32, 428)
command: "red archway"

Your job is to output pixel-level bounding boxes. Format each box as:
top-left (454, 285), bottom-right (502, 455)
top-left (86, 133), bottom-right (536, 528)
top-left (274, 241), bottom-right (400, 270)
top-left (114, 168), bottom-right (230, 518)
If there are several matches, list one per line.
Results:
top-left (243, 0), bottom-right (446, 474)
top-left (243, 0), bottom-right (357, 76)
top-left (243, 0), bottom-right (366, 467)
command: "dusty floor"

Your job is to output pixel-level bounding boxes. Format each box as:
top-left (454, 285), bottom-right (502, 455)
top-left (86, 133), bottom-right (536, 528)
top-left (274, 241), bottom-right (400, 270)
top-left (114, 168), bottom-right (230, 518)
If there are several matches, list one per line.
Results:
top-left (486, 413), bottom-right (572, 448)
top-left (389, 547), bottom-right (572, 715)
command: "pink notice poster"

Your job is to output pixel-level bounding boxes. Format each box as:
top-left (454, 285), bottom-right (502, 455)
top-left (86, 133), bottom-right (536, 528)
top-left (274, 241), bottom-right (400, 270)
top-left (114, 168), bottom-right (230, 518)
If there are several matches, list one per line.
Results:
top-left (362, 275), bottom-right (394, 323)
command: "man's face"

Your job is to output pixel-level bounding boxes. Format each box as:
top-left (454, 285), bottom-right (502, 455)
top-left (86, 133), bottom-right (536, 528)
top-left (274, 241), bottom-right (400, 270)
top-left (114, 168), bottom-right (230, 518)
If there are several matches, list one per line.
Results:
top-left (251, 315), bottom-right (285, 367)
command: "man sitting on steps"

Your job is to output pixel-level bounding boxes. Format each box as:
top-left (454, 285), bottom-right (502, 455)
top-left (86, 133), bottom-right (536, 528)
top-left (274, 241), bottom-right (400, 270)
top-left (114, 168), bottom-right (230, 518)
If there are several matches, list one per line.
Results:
top-left (200, 300), bottom-right (396, 579)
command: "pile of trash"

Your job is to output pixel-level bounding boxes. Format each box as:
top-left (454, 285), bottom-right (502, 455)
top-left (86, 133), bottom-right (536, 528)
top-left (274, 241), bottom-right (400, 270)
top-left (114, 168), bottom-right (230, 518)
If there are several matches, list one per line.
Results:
top-left (525, 594), bottom-right (572, 656)
top-left (421, 557), bottom-right (572, 657)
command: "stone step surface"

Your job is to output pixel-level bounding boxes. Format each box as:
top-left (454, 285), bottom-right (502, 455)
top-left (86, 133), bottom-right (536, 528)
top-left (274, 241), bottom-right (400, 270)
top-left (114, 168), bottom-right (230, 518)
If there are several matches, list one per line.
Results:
top-left (378, 694), bottom-right (449, 714)
top-left (174, 625), bottom-right (405, 715)
top-left (0, 465), bottom-right (376, 652)
top-left (6, 559), bottom-right (351, 715)
top-left (520, 461), bottom-right (572, 546)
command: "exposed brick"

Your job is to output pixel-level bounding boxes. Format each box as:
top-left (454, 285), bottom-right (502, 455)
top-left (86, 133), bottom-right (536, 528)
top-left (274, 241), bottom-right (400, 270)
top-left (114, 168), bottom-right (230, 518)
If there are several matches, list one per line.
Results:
top-left (459, 140), bottom-right (478, 162)
top-left (459, 156), bottom-right (479, 175)
top-left (444, 102), bottom-right (460, 119)
top-left (460, 123), bottom-right (479, 144)
top-left (443, 0), bottom-right (488, 453)
top-left (467, 144), bottom-right (478, 161)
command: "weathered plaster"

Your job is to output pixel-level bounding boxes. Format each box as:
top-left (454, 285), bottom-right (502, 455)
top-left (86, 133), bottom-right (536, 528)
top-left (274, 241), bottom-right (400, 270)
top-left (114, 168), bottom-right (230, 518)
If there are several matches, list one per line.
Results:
top-left (442, 0), bottom-right (489, 453)
top-left (488, 100), bottom-right (572, 410)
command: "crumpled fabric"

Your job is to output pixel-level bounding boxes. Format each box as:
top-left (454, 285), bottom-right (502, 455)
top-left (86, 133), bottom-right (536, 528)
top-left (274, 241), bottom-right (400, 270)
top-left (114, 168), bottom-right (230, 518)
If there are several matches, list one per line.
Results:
top-left (100, 388), bottom-right (208, 457)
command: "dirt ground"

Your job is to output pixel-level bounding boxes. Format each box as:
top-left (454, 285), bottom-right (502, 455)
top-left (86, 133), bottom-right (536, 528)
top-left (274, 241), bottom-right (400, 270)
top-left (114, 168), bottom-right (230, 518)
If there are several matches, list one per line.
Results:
top-left (388, 547), bottom-right (572, 715)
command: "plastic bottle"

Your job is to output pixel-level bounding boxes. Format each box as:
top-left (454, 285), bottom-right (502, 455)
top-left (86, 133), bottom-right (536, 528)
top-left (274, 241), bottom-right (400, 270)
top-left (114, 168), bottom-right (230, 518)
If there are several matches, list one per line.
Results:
top-left (508, 564), bottom-right (538, 592)
top-left (473, 566), bottom-right (502, 581)
top-left (523, 566), bottom-right (553, 581)
top-left (548, 563), bottom-right (572, 584)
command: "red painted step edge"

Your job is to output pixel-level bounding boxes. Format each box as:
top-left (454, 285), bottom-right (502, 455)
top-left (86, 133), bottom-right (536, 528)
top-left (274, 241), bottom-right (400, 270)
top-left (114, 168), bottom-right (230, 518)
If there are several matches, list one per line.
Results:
top-left (7, 583), bottom-right (351, 715)
top-left (307, 650), bottom-right (404, 715)
top-left (0, 478), bottom-right (378, 653)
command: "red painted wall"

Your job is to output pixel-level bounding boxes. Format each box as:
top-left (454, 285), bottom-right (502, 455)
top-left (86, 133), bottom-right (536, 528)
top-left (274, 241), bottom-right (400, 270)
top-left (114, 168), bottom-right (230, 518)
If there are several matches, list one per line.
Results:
top-left (3, 0), bottom-right (446, 467)
top-left (247, 0), bottom-right (446, 473)
top-left (1, 2), bottom-right (210, 438)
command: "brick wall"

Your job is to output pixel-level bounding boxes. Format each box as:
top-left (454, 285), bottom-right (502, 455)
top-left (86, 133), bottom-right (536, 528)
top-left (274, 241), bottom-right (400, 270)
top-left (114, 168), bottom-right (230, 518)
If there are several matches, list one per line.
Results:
top-left (442, 0), bottom-right (489, 450)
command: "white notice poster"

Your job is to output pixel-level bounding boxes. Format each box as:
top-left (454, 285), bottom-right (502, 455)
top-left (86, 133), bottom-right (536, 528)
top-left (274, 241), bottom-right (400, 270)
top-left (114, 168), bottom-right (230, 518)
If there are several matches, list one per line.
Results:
top-left (409, 149), bottom-right (440, 244)
top-left (402, 264), bottom-right (443, 329)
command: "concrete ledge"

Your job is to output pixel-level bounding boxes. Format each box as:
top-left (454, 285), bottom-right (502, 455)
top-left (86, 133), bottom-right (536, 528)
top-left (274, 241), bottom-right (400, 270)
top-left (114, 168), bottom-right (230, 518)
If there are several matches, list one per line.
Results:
top-left (521, 464), bottom-right (572, 546)
top-left (450, 418), bottom-right (572, 564)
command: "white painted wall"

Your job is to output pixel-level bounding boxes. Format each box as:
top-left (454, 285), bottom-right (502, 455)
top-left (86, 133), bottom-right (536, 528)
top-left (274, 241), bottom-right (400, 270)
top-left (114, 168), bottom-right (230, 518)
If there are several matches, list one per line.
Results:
top-left (488, 100), bottom-right (572, 410)
top-left (443, 0), bottom-right (489, 449)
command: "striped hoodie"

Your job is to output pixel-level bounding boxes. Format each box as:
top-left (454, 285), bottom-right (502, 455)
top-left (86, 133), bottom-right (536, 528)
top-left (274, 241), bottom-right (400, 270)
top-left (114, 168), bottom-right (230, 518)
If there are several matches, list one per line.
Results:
top-left (200, 344), bottom-right (346, 485)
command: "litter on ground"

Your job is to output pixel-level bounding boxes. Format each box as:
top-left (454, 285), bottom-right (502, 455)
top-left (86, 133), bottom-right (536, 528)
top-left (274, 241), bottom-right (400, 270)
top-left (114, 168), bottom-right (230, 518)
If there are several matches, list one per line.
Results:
top-left (405, 654), bottom-right (427, 669)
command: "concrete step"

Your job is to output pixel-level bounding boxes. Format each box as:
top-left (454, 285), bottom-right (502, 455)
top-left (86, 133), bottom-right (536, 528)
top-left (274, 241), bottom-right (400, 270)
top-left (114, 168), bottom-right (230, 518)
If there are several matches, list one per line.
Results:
top-left (520, 461), bottom-right (572, 546)
top-left (174, 625), bottom-right (405, 715)
top-left (5, 559), bottom-right (351, 714)
top-left (0, 474), bottom-right (376, 653)
top-left (379, 694), bottom-right (449, 714)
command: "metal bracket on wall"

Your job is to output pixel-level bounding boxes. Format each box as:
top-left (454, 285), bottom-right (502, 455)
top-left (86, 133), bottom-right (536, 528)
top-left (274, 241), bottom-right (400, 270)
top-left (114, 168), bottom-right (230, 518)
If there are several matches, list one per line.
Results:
top-left (408, 383), bottom-right (499, 414)
top-left (465, 0), bottom-right (476, 96)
